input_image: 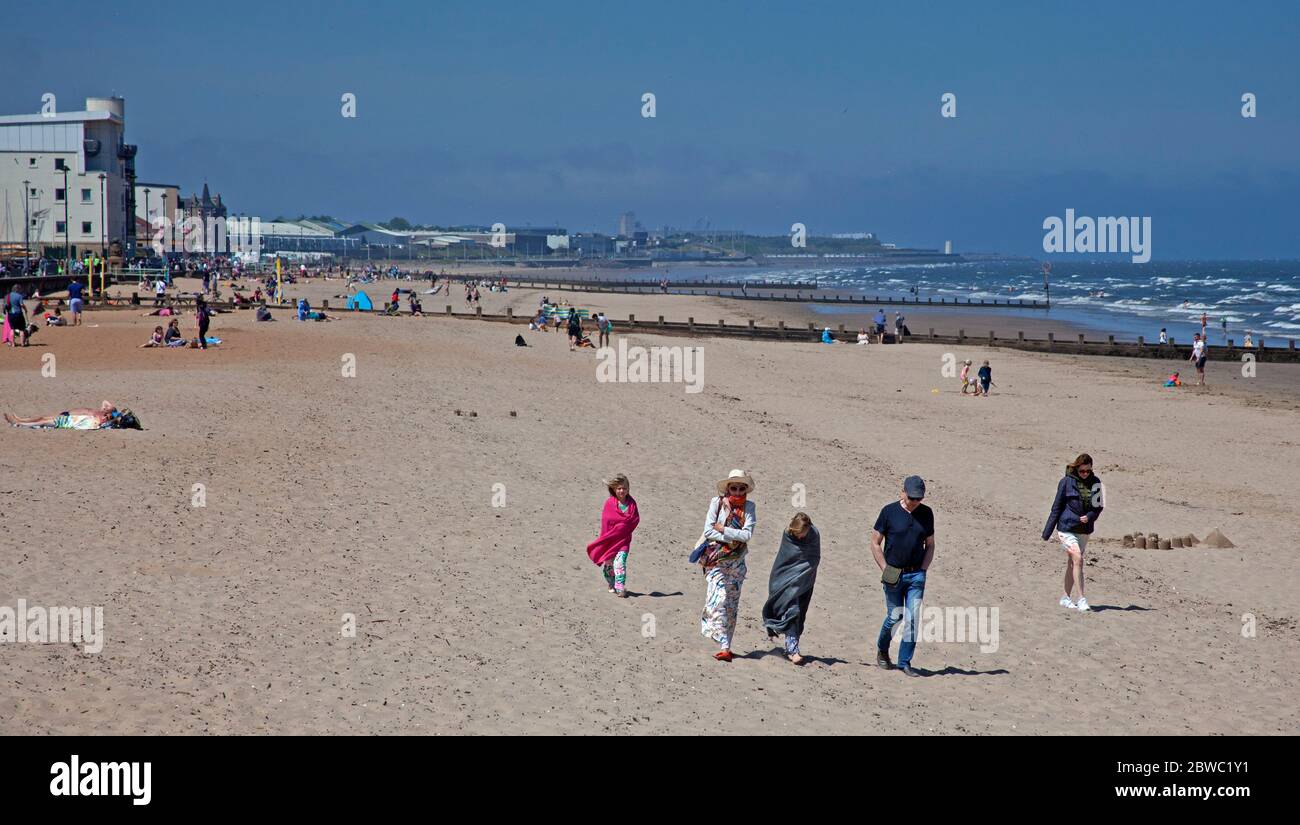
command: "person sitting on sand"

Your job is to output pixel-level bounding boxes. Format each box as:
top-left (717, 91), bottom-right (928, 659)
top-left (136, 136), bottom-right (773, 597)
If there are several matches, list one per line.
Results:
top-left (140, 326), bottom-right (165, 347)
top-left (1164, 371), bottom-right (1182, 387)
top-left (45, 307), bottom-right (67, 326)
top-left (821, 327), bottom-right (836, 344)
top-left (693, 470), bottom-right (756, 663)
top-left (5, 400), bottom-right (126, 430)
top-left (761, 512), bottom-right (821, 665)
top-left (409, 294), bottom-right (423, 316)
top-left (164, 319), bottom-right (184, 345)
top-left (856, 328), bottom-right (870, 345)
top-left (1042, 453), bottom-right (1103, 612)
top-left (255, 304), bottom-right (274, 322)
top-left (585, 474), bottom-right (640, 598)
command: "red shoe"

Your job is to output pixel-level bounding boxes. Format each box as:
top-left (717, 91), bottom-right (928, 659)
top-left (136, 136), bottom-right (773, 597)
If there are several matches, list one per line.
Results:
top-left (713, 650), bottom-right (734, 662)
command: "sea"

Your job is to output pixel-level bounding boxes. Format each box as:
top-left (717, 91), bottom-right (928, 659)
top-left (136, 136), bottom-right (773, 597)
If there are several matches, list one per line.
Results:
top-left (661, 260), bottom-right (1300, 346)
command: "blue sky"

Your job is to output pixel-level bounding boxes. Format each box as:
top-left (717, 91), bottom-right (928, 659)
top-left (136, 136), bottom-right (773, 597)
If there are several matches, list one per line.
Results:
top-left (4, 0), bottom-right (1298, 257)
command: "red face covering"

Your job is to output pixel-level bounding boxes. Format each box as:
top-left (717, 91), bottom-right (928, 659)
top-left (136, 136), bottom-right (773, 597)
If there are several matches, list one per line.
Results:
top-left (726, 494), bottom-right (747, 509)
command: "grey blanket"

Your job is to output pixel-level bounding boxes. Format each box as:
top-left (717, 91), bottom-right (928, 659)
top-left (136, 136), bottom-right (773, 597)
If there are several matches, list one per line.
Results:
top-left (761, 526), bottom-right (821, 637)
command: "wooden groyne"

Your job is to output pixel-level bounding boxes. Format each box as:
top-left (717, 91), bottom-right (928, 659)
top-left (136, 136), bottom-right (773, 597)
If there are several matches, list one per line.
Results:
top-left (502, 277), bottom-right (1047, 309)
top-left (58, 292), bottom-right (1300, 363)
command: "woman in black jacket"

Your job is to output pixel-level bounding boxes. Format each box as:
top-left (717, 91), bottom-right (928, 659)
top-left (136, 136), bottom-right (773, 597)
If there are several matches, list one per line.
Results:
top-left (1042, 453), bottom-right (1103, 612)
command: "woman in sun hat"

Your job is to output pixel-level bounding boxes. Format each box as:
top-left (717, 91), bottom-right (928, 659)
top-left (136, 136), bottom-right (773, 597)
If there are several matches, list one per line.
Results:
top-left (694, 469), bottom-right (756, 662)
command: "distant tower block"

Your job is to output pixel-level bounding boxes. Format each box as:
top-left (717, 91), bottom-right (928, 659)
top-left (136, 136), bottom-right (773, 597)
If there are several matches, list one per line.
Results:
top-left (944, 240), bottom-right (953, 255)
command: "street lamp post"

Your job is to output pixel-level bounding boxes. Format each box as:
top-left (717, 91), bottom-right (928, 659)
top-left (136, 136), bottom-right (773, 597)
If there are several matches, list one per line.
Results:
top-left (98, 173), bottom-right (107, 260)
top-left (21, 178), bottom-right (30, 268)
top-left (60, 165), bottom-right (71, 266)
top-left (160, 192), bottom-right (168, 258)
top-left (143, 187), bottom-right (151, 258)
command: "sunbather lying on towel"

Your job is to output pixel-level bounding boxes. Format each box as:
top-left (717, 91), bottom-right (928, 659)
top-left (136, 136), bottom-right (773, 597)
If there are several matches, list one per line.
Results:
top-left (5, 400), bottom-right (141, 430)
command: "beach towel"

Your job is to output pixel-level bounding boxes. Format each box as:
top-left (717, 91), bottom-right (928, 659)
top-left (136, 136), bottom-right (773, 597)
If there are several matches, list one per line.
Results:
top-left (11, 412), bottom-right (102, 430)
top-left (761, 526), bottom-right (821, 638)
top-left (586, 496), bottom-right (640, 566)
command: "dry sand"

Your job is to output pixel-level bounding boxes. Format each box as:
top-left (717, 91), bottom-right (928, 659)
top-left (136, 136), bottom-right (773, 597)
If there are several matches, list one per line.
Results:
top-left (1, 283), bottom-right (1297, 735)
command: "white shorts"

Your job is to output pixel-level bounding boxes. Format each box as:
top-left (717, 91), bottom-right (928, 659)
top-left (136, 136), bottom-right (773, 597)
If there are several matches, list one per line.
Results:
top-left (1058, 531), bottom-right (1089, 554)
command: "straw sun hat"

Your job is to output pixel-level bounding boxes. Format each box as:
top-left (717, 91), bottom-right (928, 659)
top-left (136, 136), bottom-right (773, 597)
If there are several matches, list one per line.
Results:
top-left (716, 469), bottom-right (755, 496)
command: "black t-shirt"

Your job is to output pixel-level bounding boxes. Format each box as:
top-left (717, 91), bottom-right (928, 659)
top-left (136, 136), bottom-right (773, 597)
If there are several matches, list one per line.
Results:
top-left (872, 501), bottom-right (934, 569)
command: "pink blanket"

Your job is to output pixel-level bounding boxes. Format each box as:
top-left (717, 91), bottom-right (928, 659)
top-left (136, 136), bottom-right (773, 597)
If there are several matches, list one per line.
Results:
top-left (586, 495), bottom-right (640, 566)
top-left (2, 314), bottom-right (10, 344)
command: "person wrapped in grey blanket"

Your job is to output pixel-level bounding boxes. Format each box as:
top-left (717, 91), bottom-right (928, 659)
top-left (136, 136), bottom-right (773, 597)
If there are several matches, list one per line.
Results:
top-left (761, 513), bottom-right (820, 664)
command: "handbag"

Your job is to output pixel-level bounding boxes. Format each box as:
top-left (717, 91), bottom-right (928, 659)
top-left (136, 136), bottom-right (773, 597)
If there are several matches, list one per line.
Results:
top-left (688, 534), bottom-right (711, 564)
top-left (881, 564), bottom-right (902, 586)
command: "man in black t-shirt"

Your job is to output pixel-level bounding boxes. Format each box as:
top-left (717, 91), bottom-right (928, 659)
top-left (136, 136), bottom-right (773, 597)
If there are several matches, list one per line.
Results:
top-left (870, 475), bottom-right (935, 676)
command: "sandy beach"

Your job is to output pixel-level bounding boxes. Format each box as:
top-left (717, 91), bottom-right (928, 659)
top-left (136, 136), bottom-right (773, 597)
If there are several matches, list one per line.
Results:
top-left (2, 283), bottom-right (1297, 735)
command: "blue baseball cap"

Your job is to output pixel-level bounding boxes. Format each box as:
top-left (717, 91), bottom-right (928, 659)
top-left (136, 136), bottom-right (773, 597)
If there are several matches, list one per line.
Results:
top-left (904, 476), bottom-right (926, 499)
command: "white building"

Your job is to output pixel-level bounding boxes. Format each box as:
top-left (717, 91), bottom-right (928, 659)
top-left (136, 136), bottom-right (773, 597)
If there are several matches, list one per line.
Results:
top-left (134, 182), bottom-right (180, 234)
top-left (0, 96), bottom-right (136, 260)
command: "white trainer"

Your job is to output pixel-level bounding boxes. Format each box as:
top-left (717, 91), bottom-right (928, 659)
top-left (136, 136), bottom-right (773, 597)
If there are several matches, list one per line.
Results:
top-left (1059, 595), bottom-right (1076, 609)
top-left (1075, 597), bottom-right (1091, 612)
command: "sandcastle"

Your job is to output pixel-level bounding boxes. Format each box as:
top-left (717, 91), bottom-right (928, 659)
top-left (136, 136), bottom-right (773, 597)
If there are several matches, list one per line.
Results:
top-left (1120, 530), bottom-right (1231, 549)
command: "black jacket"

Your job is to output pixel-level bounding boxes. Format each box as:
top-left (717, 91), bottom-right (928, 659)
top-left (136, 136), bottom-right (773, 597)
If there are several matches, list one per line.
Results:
top-left (1042, 473), bottom-right (1103, 539)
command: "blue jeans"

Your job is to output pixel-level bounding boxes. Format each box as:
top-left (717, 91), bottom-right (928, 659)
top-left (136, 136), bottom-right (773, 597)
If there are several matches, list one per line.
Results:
top-left (877, 570), bottom-right (926, 668)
